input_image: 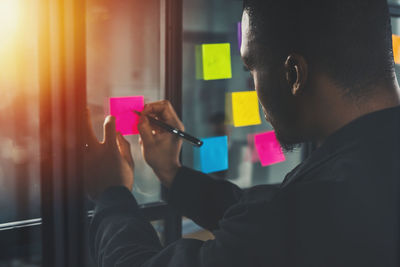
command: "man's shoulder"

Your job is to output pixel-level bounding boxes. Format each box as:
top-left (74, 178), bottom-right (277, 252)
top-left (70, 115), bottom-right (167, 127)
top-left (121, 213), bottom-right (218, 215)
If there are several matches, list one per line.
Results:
top-left (291, 146), bottom-right (398, 187)
top-left (235, 156), bottom-right (356, 206)
top-left (239, 184), bottom-right (280, 203)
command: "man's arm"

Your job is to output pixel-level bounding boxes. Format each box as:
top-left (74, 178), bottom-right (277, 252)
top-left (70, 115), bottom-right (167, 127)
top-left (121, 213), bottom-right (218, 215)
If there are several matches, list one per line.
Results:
top-left (90, 179), bottom-right (356, 267)
top-left (89, 187), bottom-right (163, 267)
top-left (167, 166), bottom-right (243, 231)
top-left (89, 185), bottom-right (286, 267)
top-left (137, 101), bottom-right (244, 230)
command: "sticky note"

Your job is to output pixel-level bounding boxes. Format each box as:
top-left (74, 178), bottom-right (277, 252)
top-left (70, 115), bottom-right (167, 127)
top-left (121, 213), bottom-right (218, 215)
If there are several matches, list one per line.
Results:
top-left (201, 43), bottom-right (232, 80)
top-left (237, 22), bottom-right (242, 52)
top-left (254, 131), bottom-right (286, 167)
top-left (231, 91), bottom-right (262, 127)
top-left (109, 96), bottom-right (144, 135)
top-left (393, 34), bottom-right (400, 64)
top-left (246, 133), bottom-right (260, 163)
top-left (194, 136), bottom-right (228, 174)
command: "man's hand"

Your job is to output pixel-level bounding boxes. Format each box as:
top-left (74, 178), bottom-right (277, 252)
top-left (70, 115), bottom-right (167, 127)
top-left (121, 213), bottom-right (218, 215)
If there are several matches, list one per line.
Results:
top-left (137, 100), bottom-right (183, 188)
top-left (84, 112), bottom-right (134, 200)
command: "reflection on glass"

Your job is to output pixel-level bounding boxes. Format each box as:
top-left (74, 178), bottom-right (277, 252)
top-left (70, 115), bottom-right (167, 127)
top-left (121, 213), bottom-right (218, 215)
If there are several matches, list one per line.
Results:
top-left (0, 0), bottom-right (41, 224)
top-left (86, 0), bottom-right (164, 204)
top-left (0, 0), bottom-right (41, 265)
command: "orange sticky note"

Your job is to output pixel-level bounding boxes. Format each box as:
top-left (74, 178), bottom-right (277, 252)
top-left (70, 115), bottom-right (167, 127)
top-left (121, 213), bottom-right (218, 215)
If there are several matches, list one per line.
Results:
top-left (393, 34), bottom-right (400, 64)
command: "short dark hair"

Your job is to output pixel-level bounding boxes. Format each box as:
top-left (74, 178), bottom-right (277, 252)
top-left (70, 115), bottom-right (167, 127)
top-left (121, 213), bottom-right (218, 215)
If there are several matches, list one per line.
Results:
top-left (243, 0), bottom-right (395, 96)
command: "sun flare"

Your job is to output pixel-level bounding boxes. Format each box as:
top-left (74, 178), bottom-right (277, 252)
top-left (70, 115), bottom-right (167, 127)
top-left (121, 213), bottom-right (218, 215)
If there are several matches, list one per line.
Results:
top-left (0, 0), bottom-right (20, 47)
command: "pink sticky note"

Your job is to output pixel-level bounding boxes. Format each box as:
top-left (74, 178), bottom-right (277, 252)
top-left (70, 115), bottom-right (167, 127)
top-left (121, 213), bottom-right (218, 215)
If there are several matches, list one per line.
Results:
top-left (109, 96), bottom-right (144, 135)
top-left (254, 131), bottom-right (286, 166)
top-left (246, 133), bottom-right (260, 163)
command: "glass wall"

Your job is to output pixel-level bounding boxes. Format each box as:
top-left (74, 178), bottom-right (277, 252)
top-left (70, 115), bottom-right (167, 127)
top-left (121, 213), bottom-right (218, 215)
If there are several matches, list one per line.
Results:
top-left (0, 0), bottom-right (41, 265)
top-left (181, 0), bottom-right (303, 188)
top-left (0, 0), bottom-right (41, 224)
top-left (0, 0), bottom-right (400, 264)
top-left (86, 0), bottom-right (165, 204)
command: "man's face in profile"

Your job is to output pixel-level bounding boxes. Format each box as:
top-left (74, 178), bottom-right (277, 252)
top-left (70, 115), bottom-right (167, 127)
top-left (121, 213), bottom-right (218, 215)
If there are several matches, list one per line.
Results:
top-left (240, 11), bottom-right (302, 151)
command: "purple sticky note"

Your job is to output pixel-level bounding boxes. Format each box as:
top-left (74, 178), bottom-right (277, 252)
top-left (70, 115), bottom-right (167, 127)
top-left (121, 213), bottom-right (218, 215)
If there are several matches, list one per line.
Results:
top-left (109, 96), bottom-right (144, 135)
top-left (254, 131), bottom-right (286, 166)
top-left (237, 22), bottom-right (242, 52)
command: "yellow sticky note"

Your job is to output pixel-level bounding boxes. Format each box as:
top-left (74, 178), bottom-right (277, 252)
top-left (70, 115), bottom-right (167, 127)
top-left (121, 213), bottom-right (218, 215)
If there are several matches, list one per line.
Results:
top-left (202, 43), bottom-right (232, 80)
top-left (231, 91), bottom-right (261, 127)
top-left (393, 34), bottom-right (400, 64)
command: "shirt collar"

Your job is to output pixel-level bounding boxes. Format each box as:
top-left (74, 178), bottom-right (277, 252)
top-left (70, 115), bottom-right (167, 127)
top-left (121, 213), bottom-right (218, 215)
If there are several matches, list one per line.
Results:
top-left (281, 105), bottom-right (400, 187)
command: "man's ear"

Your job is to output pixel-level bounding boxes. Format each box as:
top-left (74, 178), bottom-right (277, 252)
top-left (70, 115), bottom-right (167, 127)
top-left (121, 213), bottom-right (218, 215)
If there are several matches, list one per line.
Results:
top-left (284, 54), bottom-right (308, 96)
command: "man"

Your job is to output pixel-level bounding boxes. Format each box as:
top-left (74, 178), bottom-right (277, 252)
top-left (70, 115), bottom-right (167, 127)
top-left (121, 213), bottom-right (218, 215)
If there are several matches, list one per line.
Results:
top-left (85, 0), bottom-right (400, 266)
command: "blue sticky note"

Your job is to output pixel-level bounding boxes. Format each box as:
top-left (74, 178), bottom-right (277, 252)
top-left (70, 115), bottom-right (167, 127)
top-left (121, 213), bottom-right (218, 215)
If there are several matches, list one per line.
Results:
top-left (194, 136), bottom-right (229, 174)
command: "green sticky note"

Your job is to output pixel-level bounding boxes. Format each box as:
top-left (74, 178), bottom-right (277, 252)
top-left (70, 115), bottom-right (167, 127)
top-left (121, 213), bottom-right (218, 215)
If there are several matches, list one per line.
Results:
top-left (201, 43), bottom-right (232, 80)
top-left (231, 91), bottom-right (262, 127)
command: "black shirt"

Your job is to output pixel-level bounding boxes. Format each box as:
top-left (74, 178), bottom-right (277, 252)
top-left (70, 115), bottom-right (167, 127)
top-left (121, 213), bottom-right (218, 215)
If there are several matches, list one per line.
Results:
top-left (89, 106), bottom-right (400, 267)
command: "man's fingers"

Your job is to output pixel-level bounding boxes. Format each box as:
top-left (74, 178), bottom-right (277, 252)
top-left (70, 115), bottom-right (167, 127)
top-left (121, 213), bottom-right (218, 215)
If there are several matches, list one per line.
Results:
top-left (103, 115), bottom-right (117, 147)
top-left (85, 108), bottom-right (99, 147)
top-left (142, 100), bottom-right (184, 131)
top-left (137, 115), bottom-right (156, 146)
top-left (117, 133), bottom-right (134, 168)
top-left (142, 100), bottom-right (176, 120)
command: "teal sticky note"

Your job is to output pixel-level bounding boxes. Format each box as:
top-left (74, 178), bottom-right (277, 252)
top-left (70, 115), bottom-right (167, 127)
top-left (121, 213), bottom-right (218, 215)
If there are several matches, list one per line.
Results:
top-left (194, 136), bottom-right (229, 174)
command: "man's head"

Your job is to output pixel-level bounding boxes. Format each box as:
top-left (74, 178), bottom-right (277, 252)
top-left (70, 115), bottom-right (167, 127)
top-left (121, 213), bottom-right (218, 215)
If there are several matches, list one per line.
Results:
top-left (241, 0), bottom-right (395, 150)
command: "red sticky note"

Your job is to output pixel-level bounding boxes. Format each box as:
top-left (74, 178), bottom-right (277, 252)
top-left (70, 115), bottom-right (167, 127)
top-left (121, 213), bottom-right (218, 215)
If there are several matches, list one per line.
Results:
top-left (254, 131), bottom-right (286, 166)
top-left (109, 96), bottom-right (144, 135)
